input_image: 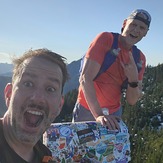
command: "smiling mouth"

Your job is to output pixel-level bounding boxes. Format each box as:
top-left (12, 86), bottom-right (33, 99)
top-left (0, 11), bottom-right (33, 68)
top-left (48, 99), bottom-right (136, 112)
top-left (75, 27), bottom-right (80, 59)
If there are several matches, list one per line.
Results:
top-left (130, 34), bottom-right (138, 39)
top-left (24, 110), bottom-right (44, 128)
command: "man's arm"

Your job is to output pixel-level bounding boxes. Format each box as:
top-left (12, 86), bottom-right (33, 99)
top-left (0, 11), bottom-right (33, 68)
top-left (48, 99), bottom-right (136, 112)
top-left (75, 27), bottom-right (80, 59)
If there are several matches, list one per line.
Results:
top-left (79, 58), bottom-right (103, 118)
top-left (121, 52), bottom-right (143, 105)
top-left (126, 81), bottom-right (143, 105)
top-left (80, 58), bottom-right (120, 130)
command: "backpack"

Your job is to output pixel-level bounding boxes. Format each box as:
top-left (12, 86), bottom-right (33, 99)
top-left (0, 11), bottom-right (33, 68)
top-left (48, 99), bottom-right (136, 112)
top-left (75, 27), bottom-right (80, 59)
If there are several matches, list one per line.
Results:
top-left (79, 32), bottom-right (142, 89)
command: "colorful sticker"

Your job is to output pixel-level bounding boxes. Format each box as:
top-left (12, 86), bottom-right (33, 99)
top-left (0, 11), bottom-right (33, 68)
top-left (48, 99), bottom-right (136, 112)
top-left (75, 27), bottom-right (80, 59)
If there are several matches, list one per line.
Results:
top-left (43, 120), bottom-right (131, 163)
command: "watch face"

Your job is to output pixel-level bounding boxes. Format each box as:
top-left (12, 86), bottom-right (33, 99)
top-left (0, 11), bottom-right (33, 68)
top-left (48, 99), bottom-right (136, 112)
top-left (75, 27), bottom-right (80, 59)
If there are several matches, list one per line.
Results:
top-left (128, 82), bottom-right (138, 88)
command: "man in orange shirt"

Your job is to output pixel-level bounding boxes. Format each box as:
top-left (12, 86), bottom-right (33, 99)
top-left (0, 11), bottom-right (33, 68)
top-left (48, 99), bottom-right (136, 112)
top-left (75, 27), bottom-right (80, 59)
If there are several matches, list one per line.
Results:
top-left (72, 9), bottom-right (151, 130)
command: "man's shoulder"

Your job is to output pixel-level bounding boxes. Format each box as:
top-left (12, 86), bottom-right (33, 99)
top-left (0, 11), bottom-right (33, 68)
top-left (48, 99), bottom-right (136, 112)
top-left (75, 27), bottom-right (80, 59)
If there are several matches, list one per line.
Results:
top-left (97, 31), bottom-right (115, 38)
top-left (132, 46), bottom-right (146, 61)
top-left (93, 32), bottom-right (117, 48)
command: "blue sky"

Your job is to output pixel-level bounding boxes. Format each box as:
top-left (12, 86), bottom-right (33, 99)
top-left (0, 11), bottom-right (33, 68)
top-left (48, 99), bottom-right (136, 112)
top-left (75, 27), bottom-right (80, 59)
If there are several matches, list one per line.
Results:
top-left (0, 0), bottom-right (162, 66)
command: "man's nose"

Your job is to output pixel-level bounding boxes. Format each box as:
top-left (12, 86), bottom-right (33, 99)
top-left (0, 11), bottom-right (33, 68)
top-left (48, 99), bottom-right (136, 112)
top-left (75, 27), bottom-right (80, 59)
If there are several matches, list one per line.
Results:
top-left (134, 26), bottom-right (140, 33)
top-left (30, 89), bottom-right (46, 102)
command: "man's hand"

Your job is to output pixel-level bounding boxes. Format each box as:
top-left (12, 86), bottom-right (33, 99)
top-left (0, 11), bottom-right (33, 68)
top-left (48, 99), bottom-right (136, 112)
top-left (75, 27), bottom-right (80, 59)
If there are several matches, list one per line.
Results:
top-left (121, 52), bottom-right (138, 82)
top-left (96, 115), bottom-right (121, 131)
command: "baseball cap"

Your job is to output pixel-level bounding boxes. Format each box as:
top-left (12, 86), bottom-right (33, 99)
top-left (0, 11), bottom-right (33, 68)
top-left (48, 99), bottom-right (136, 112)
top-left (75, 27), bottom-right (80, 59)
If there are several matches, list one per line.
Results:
top-left (127, 9), bottom-right (151, 27)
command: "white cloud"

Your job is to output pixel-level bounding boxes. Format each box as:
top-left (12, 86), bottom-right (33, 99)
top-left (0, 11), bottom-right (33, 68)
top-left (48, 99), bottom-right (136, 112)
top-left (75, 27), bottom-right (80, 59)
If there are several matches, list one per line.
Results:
top-left (0, 52), bottom-right (12, 63)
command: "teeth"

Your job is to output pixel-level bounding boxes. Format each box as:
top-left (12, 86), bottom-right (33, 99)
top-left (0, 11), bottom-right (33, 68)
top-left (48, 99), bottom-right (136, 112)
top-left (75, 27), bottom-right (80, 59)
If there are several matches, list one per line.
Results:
top-left (27, 110), bottom-right (43, 116)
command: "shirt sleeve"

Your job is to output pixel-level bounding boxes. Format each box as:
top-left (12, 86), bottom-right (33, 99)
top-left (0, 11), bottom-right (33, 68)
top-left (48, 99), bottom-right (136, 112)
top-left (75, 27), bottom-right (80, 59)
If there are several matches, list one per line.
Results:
top-left (85, 32), bottom-right (114, 65)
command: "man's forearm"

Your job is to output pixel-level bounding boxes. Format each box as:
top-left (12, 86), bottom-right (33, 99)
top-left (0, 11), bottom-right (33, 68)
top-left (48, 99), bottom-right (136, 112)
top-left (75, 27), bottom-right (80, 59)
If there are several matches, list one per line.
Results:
top-left (126, 83), bottom-right (142, 105)
top-left (80, 79), bottom-right (103, 119)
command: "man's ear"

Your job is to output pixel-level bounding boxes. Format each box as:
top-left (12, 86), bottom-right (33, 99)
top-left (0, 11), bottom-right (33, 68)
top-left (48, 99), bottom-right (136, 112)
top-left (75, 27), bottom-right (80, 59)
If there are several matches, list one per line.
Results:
top-left (4, 83), bottom-right (12, 107)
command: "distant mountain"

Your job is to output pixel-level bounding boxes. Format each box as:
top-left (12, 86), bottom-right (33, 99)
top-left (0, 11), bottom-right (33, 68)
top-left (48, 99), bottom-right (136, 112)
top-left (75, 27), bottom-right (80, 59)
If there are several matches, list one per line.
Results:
top-left (0, 76), bottom-right (12, 116)
top-left (63, 59), bottom-right (81, 94)
top-left (0, 72), bottom-right (12, 77)
top-left (0, 63), bottom-right (13, 75)
top-left (0, 62), bottom-right (13, 116)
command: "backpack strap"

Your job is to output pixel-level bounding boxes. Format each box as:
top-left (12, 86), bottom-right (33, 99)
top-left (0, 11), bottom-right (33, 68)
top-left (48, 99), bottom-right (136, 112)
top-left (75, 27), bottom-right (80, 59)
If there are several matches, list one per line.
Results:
top-left (132, 45), bottom-right (142, 72)
top-left (96, 33), bottom-right (142, 80)
top-left (79, 32), bottom-right (120, 79)
top-left (95, 32), bottom-right (120, 79)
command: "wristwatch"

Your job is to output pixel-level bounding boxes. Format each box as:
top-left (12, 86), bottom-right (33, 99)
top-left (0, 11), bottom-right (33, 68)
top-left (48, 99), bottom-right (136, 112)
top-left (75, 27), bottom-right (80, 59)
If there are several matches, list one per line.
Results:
top-left (128, 81), bottom-right (138, 88)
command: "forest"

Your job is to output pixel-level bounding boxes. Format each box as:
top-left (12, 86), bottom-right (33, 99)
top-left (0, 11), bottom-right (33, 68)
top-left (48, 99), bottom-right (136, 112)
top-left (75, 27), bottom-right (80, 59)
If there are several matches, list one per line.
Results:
top-left (55, 64), bottom-right (163, 163)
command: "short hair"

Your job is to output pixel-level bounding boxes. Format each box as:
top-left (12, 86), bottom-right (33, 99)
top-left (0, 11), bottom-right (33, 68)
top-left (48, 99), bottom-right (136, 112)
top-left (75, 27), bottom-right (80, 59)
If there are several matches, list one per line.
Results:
top-left (12, 48), bottom-right (69, 92)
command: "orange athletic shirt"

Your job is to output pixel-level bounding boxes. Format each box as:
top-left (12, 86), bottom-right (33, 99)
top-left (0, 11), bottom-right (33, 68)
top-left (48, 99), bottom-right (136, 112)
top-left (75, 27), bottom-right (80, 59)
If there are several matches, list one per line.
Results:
top-left (77, 32), bottom-right (146, 114)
